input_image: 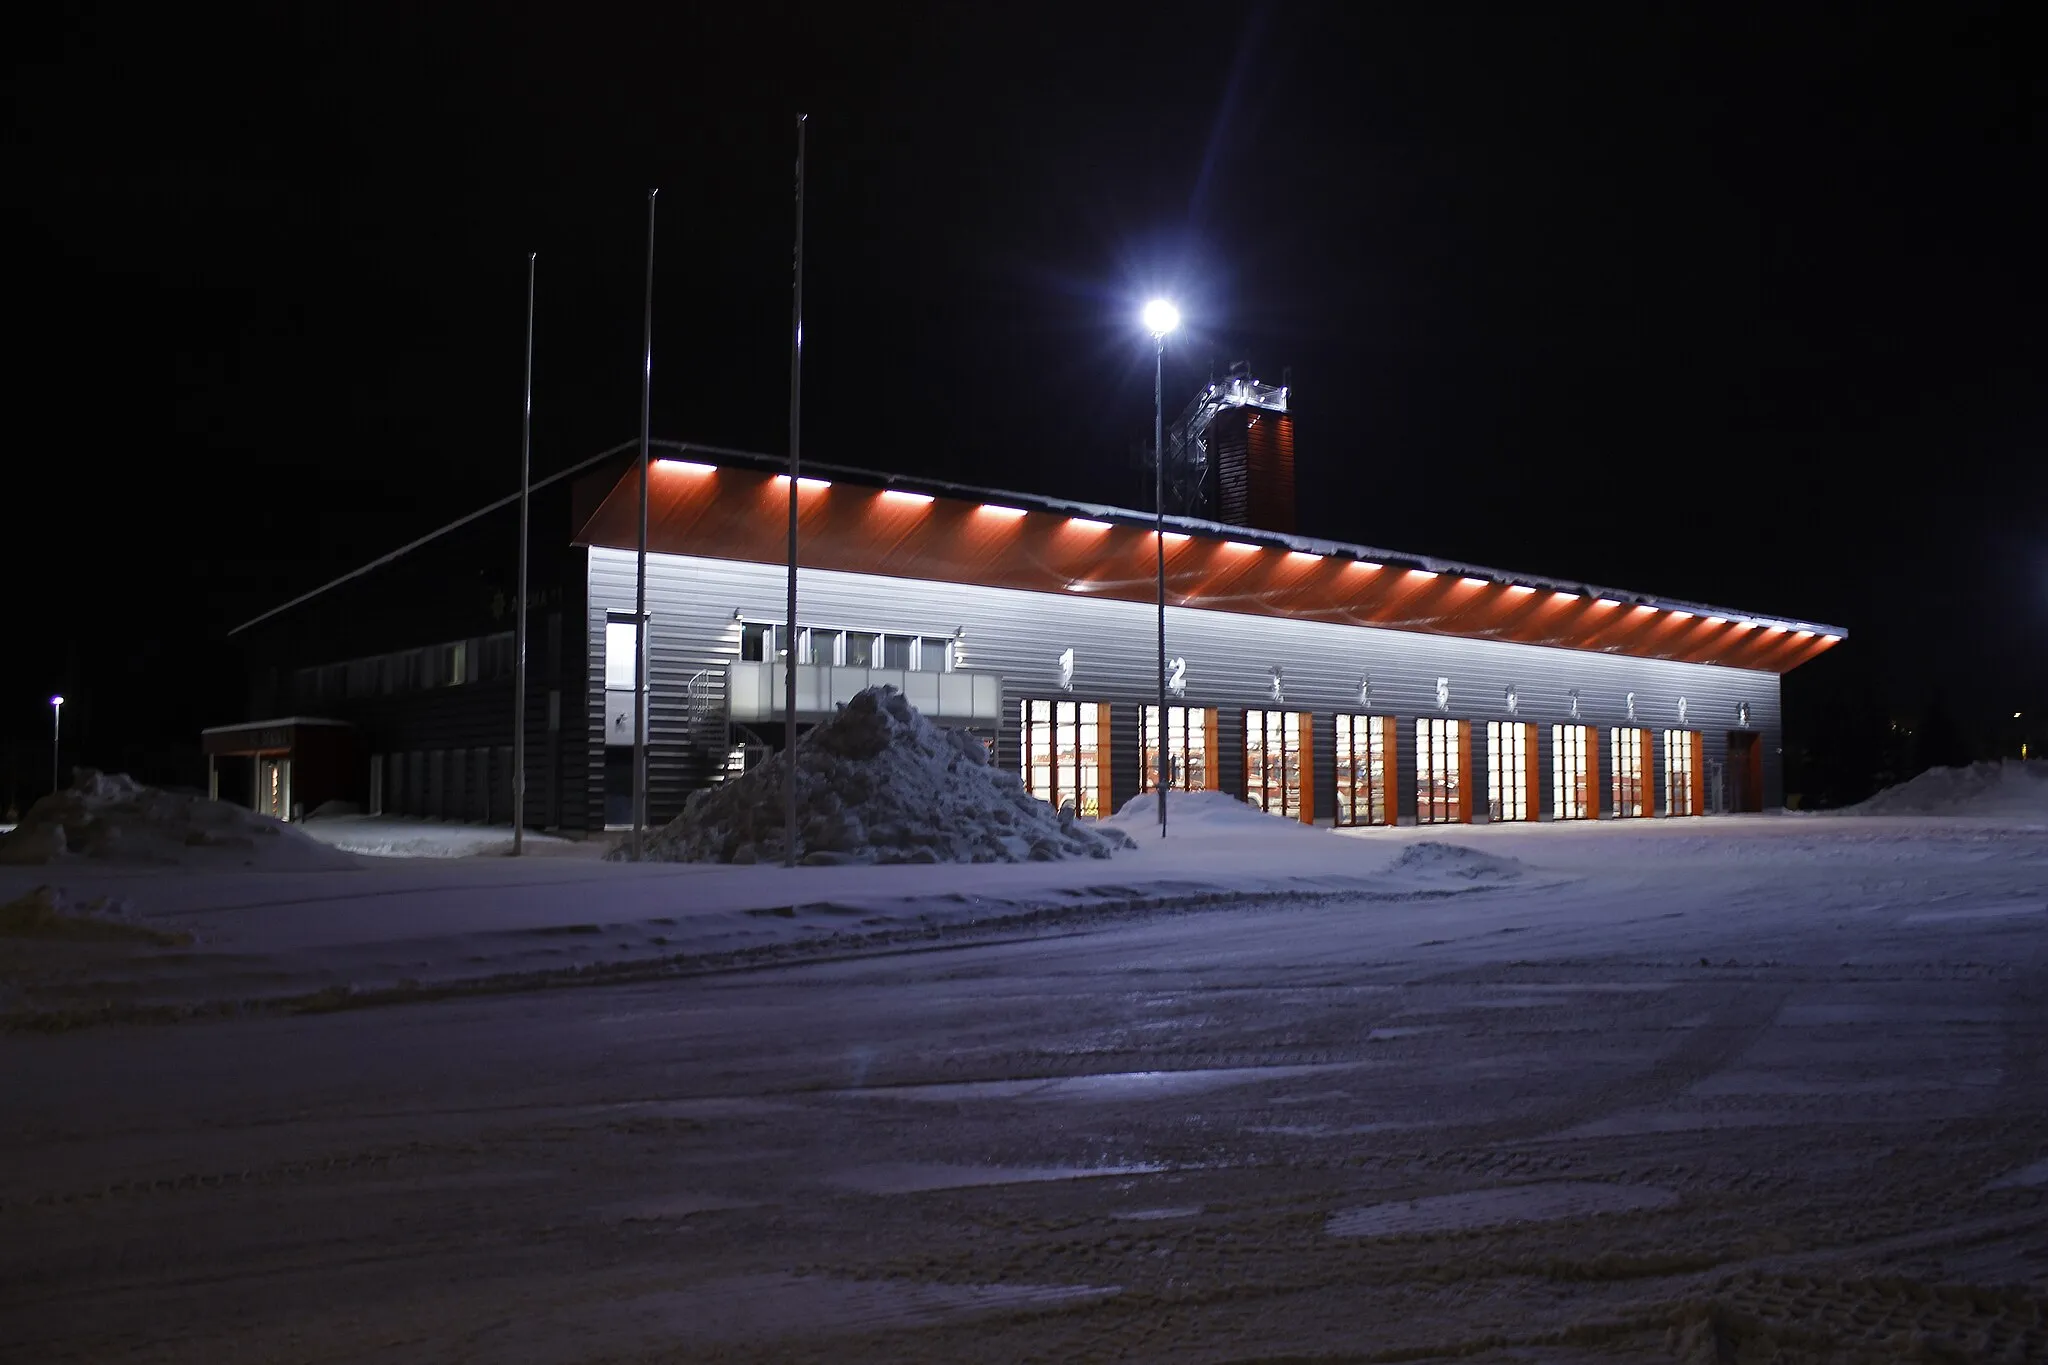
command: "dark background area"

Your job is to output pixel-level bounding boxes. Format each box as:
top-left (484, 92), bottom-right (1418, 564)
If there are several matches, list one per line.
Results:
top-left (4, 1), bottom-right (2041, 812)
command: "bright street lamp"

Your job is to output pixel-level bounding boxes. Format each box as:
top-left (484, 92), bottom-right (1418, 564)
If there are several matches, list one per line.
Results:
top-left (1143, 298), bottom-right (1181, 339)
top-left (49, 695), bottom-right (64, 795)
top-left (1144, 299), bottom-right (1179, 841)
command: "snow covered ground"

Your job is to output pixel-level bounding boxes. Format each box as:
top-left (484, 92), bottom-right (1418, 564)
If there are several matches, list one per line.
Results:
top-left (0, 797), bottom-right (1555, 1025)
top-left (5, 798), bottom-right (2048, 1361)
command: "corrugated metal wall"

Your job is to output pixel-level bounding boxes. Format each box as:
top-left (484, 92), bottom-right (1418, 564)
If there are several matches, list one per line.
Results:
top-left (589, 547), bottom-right (1783, 828)
top-left (276, 567), bottom-right (591, 832)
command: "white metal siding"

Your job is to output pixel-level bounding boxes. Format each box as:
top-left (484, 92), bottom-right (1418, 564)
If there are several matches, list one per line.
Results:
top-left (589, 547), bottom-right (1783, 825)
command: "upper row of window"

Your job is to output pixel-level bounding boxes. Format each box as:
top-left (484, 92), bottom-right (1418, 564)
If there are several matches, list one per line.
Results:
top-left (600, 621), bottom-right (958, 691)
top-left (295, 632), bottom-right (516, 702)
top-left (738, 623), bottom-right (954, 673)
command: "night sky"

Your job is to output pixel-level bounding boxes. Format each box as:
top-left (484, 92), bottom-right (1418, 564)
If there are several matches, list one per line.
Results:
top-left (7, 2), bottom-right (2041, 805)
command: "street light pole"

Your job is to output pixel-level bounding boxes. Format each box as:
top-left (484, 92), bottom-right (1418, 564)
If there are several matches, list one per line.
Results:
top-left (1142, 299), bottom-right (1180, 840)
top-left (631, 189), bottom-right (657, 862)
top-left (49, 695), bottom-right (64, 795)
top-left (1154, 333), bottom-right (1167, 841)
top-left (512, 251), bottom-right (535, 856)
top-left (784, 113), bottom-right (807, 868)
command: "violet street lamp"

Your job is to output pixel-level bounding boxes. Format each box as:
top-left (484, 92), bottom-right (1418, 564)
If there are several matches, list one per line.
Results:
top-left (1143, 298), bottom-right (1180, 840)
top-left (49, 695), bottom-right (64, 795)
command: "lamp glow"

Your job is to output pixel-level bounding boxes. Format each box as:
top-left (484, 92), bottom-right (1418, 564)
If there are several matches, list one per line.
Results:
top-left (879, 489), bottom-right (934, 506)
top-left (50, 695), bottom-right (63, 707)
top-left (1067, 517), bottom-right (1112, 532)
top-left (978, 503), bottom-right (1028, 519)
top-left (1141, 298), bottom-right (1181, 338)
top-left (655, 459), bottom-right (716, 474)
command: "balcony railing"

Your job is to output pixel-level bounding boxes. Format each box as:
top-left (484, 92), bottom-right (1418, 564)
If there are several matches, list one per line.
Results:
top-left (726, 662), bottom-right (1003, 726)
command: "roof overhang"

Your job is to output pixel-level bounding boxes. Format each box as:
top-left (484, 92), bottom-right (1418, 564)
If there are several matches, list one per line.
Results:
top-left (201, 717), bottom-right (354, 756)
top-left (574, 448), bottom-right (1844, 674)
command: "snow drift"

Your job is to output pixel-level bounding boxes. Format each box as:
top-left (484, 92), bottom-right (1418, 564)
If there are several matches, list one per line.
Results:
top-left (0, 771), bottom-right (359, 870)
top-left (1841, 760), bottom-right (2048, 818)
top-left (300, 814), bottom-right (577, 859)
top-left (1384, 841), bottom-right (1525, 883)
top-left (0, 884), bottom-right (190, 944)
top-left (1105, 789), bottom-right (1321, 836)
top-left (629, 687), bottom-right (1136, 865)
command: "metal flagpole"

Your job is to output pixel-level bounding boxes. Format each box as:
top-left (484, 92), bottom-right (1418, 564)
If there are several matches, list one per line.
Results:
top-left (633, 189), bottom-right (658, 861)
top-left (784, 115), bottom-right (806, 867)
top-left (1155, 333), bottom-right (1168, 840)
top-left (513, 252), bottom-right (535, 856)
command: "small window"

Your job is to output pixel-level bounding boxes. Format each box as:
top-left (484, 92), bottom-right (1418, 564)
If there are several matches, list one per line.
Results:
top-left (447, 641), bottom-right (468, 686)
top-left (805, 628), bottom-right (841, 665)
top-left (845, 632), bottom-right (879, 668)
top-left (482, 633), bottom-right (514, 681)
top-left (882, 634), bottom-right (914, 669)
top-left (740, 622), bottom-right (788, 662)
top-left (919, 638), bottom-right (949, 672)
top-left (604, 621), bottom-right (639, 689)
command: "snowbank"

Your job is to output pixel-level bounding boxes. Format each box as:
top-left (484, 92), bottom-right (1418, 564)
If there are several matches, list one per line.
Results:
top-left (629, 687), bottom-right (1136, 865)
top-left (1840, 760), bottom-right (2048, 817)
top-left (1105, 789), bottom-right (1321, 836)
top-left (0, 884), bottom-right (189, 945)
top-left (0, 771), bottom-right (359, 870)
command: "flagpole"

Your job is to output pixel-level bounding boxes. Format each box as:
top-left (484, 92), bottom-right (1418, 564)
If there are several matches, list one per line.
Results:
top-left (632, 189), bottom-right (657, 861)
top-left (784, 115), bottom-right (806, 867)
top-left (512, 251), bottom-right (535, 856)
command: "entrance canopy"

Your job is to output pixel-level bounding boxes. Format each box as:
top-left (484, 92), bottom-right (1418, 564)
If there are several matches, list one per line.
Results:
top-left (200, 717), bottom-right (355, 821)
top-left (201, 717), bottom-right (352, 758)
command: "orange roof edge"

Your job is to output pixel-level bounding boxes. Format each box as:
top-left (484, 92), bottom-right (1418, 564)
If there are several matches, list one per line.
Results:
top-left (576, 444), bottom-right (1845, 674)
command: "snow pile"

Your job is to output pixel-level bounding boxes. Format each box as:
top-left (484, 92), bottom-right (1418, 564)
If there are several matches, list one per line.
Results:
top-left (1383, 841), bottom-right (1526, 884)
top-left (1105, 789), bottom-right (1321, 835)
top-left (0, 884), bottom-right (191, 944)
top-left (629, 687), bottom-right (1136, 865)
top-left (1842, 760), bottom-right (2048, 817)
top-left (0, 770), bottom-right (359, 870)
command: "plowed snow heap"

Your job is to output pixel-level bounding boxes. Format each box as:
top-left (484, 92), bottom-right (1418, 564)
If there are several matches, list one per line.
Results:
top-left (0, 770), bottom-right (358, 869)
top-left (628, 686), bottom-right (1136, 865)
top-left (1843, 759), bottom-right (2048, 817)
